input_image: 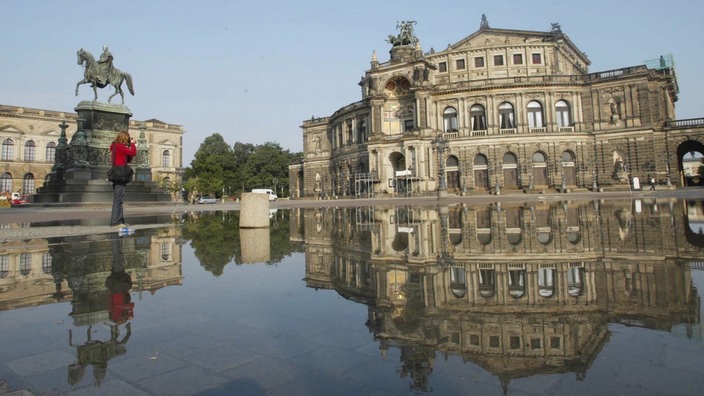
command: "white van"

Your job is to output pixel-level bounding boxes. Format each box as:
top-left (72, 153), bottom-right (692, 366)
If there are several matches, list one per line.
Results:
top-left (251, 188), bottom-right (278, 201)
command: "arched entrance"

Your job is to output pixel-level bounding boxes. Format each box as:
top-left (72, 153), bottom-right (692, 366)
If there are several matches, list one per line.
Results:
top-left (560, 150), bottom-right (576, 186)
top-left (389, 151), bottom-right (408, 194)
top-left (677, 140), bottom-right (704, 186)
top-left (446, 155), bottom-right (460, 192)
top-left (502, 152), bottom-right (519, 190)
top-left (473, 154), bottom-right (489, 190)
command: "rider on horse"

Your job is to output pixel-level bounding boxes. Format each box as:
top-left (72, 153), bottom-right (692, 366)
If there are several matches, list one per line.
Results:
top-left (97, 46), bottom-right (113, 86)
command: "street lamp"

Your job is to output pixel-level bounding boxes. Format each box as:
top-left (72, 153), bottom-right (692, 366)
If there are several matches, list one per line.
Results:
top-left (432, 134), bottom-right (448, 198)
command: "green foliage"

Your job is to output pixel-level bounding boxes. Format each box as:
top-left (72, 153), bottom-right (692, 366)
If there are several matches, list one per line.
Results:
top-left (186, 134), bottom-right (300, 198)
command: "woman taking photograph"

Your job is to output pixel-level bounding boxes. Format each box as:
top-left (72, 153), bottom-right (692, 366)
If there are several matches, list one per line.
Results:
top-left (109, 131), bottom-right (136, 228)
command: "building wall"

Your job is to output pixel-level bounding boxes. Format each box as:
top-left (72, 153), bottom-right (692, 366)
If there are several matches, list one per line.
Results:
top-left (0, 104), bottom-right (185, 200)
top-left (297, 22), bottom-right (700, 198)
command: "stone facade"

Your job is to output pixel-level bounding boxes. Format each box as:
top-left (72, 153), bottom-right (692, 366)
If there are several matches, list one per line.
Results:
top-left (0, 104), bottom-right (184, 201)
top-left (292, 20), bottom-right (704, 199)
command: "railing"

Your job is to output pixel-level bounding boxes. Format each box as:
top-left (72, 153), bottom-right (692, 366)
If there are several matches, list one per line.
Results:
top-left (558, 126), bottom-right (575, 133)
top-left (665, 118), bottom-right (704, 128)
top-left (443, 131), bottom-right (459, 139)
top-left (471, 130), bottom-right (487, 137)
top-left (529, 127), bottom-right (546, 134)
top-left (499, 128), bottom-right (517, 135)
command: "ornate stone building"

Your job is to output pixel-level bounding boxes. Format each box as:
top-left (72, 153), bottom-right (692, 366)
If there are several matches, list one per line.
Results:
top-left (291, 18), bottom-right (704, 198)
top-left (0, 104), bottom-right (185, 201)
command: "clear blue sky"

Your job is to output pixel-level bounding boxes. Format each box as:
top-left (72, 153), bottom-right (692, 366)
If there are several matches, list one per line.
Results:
top-left (2, 0), bottom-right (703, 165)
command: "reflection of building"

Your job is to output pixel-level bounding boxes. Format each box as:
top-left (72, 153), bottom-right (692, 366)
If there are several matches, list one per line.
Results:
top-left (291, 17), bottom-right (704, 198)
top-left (300, 199), bottom-right (702, 389)
top-left (0, 104), bottom-right (185, 200)
top-left (0, 224), bottom-right (183, 314)
top-left (0, 222), bottom-right (184, 387)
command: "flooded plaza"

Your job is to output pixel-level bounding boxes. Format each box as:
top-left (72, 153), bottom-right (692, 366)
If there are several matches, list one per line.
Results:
top-left (1, 197), bottom-right (704, 395)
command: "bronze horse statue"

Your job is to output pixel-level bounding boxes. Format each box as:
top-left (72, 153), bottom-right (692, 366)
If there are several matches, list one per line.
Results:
top-left (75, 48), bottom-right (134, 104)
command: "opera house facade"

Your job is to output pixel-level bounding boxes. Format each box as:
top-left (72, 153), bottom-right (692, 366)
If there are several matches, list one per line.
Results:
top-left (291, 17), bottom-right (704, 198)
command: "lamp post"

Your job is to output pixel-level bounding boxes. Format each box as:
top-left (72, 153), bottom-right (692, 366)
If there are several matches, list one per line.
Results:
top-left (432, 134), bottom-right (448, 198)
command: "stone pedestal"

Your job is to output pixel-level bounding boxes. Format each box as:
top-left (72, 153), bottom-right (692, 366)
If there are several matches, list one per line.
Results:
top-left (32, 101), bottom-right (170, 204)
top-left (239, 193), bottom-right (270, 228)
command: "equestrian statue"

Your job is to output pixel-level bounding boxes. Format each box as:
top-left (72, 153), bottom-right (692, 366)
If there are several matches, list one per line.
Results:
top-left (75, 46), bottom-right (134, 104)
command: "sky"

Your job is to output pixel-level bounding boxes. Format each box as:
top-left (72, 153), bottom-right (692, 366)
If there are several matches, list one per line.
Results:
top-left (2, 0), bottom-right (703, 165)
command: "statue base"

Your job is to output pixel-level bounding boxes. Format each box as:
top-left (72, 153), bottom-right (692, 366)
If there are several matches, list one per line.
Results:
top-left (32, 101), bottom-right (171, 205)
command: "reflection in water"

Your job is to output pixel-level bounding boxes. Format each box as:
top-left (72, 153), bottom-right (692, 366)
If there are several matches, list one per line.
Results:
top-left (297, 199), bottom-right (704, 391)
top-left (181, 210), bottom-right (300, 273)
top-left (0, 223), bottom-right (183, 389)
top-left (68, 236), bottom-right (134, 386)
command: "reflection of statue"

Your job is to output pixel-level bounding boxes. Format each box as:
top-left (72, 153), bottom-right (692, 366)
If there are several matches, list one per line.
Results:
top-left (75, 47), bottom-right (135, 104)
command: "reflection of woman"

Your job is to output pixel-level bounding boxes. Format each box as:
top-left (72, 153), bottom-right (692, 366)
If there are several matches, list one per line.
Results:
top-left (109, 131), bottom-right (136, 227)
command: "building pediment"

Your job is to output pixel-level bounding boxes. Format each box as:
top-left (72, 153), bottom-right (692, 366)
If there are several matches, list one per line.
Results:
top-left (0, 125), bottom-right (23, 134)
top-left (40, 129), bottom-right (60, 137)
top-left (158, 139), bottom-right (178, 147)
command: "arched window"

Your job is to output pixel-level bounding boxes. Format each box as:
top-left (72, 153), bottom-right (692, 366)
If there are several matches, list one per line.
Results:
top-left (555, 100), bottom-right (571, 128)
top-left (533, 152), bottom-right (547, 163)
top-left (42, 253), bottom-right (53, 274)
top-left (46, 142), bottom-right (56, 162)
top-left (443, 107), bottom-right (458, 132)
top-left (24, 140), bottom-right (36, 162)
top-left (22, 173), bottom-right (35, 194)
top-left (474, 154), bottom-right (488, 166)
top-left (538, 267), bottom-right (555, 297)
top-left (508, 269), bottom-right (526, 298)
top-left (498, 102), bottom-right (515, 129)
top-left (561, 151), bottom-right (574, 163)
top-left (357, 119), bottom-right (367, 142)
top-left (567, 266), bottom-right (585, 296)
top-left (503, 153), bottom-right (517, 164)
top-left (0, 172), bottom-right (12, 193)
top-left (161, 242), bottom-right (172, 261)
top-left (450, 267), bottom-right (467, 298)
top-left (1, 139), bottom-right (14, 161)
top-left (470, 104), bottom-right (487, 131)
top-left (527, 101), bottom-right (544, 128)
top-left (162, 150), bottom-right (171, 167)
top-left (479, 269), bottom-right (496, 297)
top-left (20, 253), bottom-right (31, 276)
top-left (0, 255), bottom-right (8, 278)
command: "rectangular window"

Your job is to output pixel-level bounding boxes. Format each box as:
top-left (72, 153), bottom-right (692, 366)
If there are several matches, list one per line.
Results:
top-left (439, 62), bottom-right (447, 73)
top-left (532, 53), bottom-right (542, 64)
top-left (404, 119), bottom-right (414, 132)
top-left (474, 57), bottom-right (485, 68)
top-left (493, 55), bottom-right (504, 66)
top-left (470, 334), bottom-right (480, 345)
top-left (455, 59), bottom-right (465, 70)
top-left (513, 54), bottom-right (523, 65)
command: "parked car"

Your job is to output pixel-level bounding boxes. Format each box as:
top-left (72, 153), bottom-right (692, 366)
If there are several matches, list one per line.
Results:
top-left (10, 192), bottom-right (29, 207)
top-left (197, 196), bottom-right (218, 204)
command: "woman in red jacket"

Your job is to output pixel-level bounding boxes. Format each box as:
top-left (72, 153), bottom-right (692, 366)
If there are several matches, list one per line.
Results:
top-left (109, 131), bottom-right (137, 227)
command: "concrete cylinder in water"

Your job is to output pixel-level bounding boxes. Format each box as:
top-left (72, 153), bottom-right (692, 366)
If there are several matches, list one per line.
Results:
top-left (239, 192), bottom-right (270, 228)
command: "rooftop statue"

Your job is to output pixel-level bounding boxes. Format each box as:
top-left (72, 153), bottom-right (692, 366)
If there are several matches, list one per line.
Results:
top-left (386, 20), bottom-right (419, 47)
top-left (75, 47), bottom-right (134, 104)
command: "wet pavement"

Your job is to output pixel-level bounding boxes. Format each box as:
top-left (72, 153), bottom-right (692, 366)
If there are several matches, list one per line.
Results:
top-left (1, 189), bottom-right (704, 395)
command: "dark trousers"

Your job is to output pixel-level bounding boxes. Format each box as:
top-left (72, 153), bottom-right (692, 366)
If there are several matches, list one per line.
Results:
top-left (111, 183), bottom-right (126, 226)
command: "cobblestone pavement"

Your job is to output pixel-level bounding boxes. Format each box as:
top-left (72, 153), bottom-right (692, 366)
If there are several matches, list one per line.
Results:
top-left (1, 188), bottom-right (703, 241)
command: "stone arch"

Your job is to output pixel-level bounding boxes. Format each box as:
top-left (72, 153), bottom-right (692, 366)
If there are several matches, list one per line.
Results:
top-left (446, 155), bottom-right (460, 192)
top-left (560, 149), bottom-right (576, 186)
top-left (677, 140), bottom-right (704, 186)
top-left (473, 153), bottom-right (489, 190)
top-left (502, 152), bottom-right (519, 189)
top-left (532, 151), bottom-right (548, 187)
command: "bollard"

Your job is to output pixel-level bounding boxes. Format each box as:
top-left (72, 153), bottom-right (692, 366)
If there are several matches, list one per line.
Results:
top-left (239, 193), bottom-right (270, 228)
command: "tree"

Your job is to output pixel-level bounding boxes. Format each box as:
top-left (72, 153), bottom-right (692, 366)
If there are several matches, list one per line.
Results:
top-left (190, 133), bottom-right (236, 197)
top-left (242, 142), bottom-right (296, 196)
